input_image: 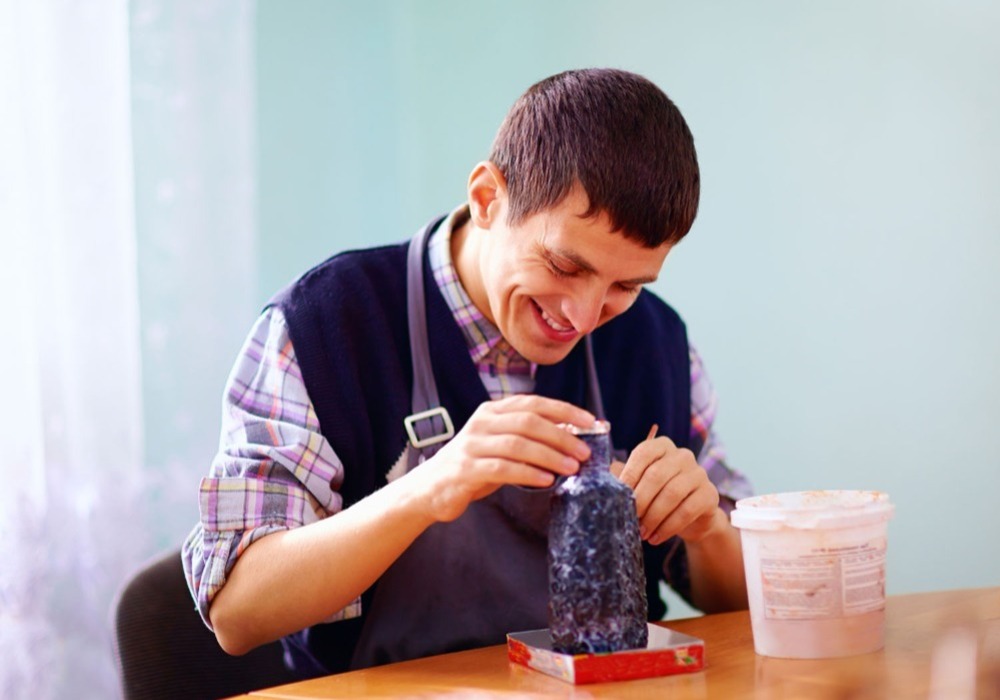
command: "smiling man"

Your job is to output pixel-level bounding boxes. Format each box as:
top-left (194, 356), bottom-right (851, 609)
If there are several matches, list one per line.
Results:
top-left (183, 68), bottom-right (753, 677)
top-left (454, 174), bottom-right (668, 365)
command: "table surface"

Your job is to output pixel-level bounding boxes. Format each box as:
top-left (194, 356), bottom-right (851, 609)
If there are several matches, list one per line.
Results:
top-left (232, 587), bottom-right (1000, 699)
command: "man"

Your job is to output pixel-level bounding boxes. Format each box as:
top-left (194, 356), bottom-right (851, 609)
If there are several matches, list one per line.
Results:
top-left (183, 68), bottom-right (752, 676)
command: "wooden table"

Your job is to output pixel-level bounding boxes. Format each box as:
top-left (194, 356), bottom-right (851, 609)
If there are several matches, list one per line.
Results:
top-left (234, 588), bottom-right (1000, 699)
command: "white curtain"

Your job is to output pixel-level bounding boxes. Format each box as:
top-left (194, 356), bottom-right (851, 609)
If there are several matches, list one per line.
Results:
top-left (0, 0), bottom-right (145, 697)
top-left (0, 1), bottom-right (256, 697)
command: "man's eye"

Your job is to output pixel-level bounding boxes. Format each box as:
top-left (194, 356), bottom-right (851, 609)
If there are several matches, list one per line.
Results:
top-left (548, 262), bottom-right (574, 278)
top-left (616, 283), bottom-right (641, 295)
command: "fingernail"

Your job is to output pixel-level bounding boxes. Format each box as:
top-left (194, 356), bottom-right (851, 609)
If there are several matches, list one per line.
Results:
top-left (562, 457), bottom-right (579, 473)
top-left (649, 534), bottom-right (662, 546)
top-left (639, 526), bottom-right (648, 540)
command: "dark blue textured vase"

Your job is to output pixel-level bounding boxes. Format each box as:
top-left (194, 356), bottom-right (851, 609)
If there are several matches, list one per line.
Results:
top-left (547, 421), bottom-right (648, 654)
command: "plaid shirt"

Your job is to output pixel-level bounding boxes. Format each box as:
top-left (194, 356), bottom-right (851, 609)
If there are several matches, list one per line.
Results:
top-left (182, 208), bottom-right (753, 626)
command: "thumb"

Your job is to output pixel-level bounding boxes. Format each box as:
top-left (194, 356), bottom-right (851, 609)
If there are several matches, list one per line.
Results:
top-left (610, 459), bottom-right (625, 479)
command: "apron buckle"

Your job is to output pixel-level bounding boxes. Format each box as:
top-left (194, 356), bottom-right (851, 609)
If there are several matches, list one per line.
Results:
top-left (403, 406), bottom-right (455, 449)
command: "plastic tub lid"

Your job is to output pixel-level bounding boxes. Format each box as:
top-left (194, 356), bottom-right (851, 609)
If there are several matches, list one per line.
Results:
top-left (730, 490), bottom-right (894, 531)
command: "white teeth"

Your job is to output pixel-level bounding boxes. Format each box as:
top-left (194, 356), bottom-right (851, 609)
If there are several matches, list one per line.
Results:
top-left (539, 306), bottom-right (573, 333)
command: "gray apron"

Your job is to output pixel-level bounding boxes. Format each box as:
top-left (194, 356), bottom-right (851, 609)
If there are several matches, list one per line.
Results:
top-left (348, 220), bottom-right (609, 668)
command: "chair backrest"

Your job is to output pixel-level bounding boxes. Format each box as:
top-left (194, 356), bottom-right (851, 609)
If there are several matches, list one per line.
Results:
top-left (112, 547), bottom-right (297, 700)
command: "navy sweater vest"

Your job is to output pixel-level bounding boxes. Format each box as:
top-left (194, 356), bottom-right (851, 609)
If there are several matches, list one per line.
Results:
top-left (268, 233), bottom-right (691, 674)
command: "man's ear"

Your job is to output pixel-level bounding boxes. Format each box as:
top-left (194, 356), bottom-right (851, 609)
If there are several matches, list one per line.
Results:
top-left (467, 162), bottom-right (507, 230)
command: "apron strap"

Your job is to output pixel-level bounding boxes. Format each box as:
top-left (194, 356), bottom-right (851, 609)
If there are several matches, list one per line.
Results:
top-left (583, 335), bottom-right (606, 421)
top-left (403, 216), bottom-right (454, 465)
top-left (403, 215), bottom-right (609, 465)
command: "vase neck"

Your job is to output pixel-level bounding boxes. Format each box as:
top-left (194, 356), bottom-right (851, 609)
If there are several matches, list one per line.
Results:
top-left (577, 431), bottom-right (611, 473)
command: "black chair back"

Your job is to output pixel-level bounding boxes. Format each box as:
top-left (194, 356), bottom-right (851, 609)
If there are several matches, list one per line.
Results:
top-left (112, 548), bottom-right (296, 699)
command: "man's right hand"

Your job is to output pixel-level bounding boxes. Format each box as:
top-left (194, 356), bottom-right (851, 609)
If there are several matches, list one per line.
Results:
top-left (411, 395), bottom-right (595, 523)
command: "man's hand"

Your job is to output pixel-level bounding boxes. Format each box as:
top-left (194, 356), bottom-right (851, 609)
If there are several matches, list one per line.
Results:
top-left (613, 433), bottom-right (749, 612)
top-left (414, 395), bottom-right (595, 523)
top-left (611, 435), bottom-right (722, 545)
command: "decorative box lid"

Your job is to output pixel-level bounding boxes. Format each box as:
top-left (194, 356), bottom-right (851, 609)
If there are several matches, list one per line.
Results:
top-left (507, 623), bottom-right (705, 685)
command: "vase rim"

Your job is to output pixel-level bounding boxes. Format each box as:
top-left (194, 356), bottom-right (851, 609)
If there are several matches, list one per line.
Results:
top-left (558, 419), bottom-right (610, 436)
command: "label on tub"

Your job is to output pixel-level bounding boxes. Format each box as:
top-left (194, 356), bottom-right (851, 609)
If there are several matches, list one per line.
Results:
top-left (760, 538), bottom-right (887, 620)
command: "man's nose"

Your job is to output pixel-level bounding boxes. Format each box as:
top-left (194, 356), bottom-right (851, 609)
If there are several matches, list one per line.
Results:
top-left (563, 288), bottom-right (606, 335)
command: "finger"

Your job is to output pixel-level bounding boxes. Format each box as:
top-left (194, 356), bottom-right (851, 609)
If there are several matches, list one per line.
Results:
top-left (637, 467), bottom-right (700, 536)
top-left (477, 411), bottom-right (591, 461)
top-left (475, 456), bottom-right (560, 489)
top-left (648, 486), bottom-right (719, 545)
top-left (475, 433), bottom-right (580, 476)
top-left (516, 465), bottom-right (558, 489)
top-left (633, 447), bottom-right (702, 525)
top-left (632, 462), bottom-right (685, 523)
top-left (492, 394), bottom-right (595, 429)
top-left (609, 460), bottom-right (625, 479)
top-left (617, 435), bottom-right (677, 489)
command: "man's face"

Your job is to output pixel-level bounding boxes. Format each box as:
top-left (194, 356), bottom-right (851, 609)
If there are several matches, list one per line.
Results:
top-left (476, 187), bottom-right (672, 365)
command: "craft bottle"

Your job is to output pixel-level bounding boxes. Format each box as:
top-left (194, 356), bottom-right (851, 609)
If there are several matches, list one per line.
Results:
top-left (548, 420), bottom-right (648, 654)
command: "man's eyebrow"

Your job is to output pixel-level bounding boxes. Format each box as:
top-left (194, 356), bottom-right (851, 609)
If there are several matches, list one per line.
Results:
top-left (618, 273), bottom-right (659, 286)
top-left (546, 245), bottom-right (659, 286)
top-left (546, 246), bottom-right (596, 274)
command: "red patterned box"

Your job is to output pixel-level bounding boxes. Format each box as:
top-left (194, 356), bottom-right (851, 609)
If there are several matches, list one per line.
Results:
top-left (507, 624), bottom-right (705, 684)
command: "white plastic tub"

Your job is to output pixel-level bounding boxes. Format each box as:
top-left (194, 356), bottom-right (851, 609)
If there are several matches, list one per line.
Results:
top-left (730, 490), bottom-right (894, 658)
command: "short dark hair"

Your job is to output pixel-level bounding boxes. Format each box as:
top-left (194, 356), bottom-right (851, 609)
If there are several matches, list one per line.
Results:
top-left (489, 68), bottom-right (700, 247)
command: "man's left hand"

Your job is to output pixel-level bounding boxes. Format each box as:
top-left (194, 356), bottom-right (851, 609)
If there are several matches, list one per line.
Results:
top-left (611, 436), bottom-right (722, 546)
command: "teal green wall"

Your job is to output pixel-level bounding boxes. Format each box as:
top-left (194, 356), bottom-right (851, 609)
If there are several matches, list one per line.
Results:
top-left (256, 0), bottom-right (617, 299)
top-left (131, 2), bottom-right (258, 549)
top-left (256, 0), bottom-right (1000, 600)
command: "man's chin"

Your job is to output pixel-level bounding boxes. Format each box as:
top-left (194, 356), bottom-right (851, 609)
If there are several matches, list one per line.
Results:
top-left (514, 338), bottom-right (582, 366)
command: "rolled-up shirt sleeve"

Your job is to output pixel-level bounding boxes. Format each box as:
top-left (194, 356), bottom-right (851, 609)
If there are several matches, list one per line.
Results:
top-left (687, 343), bottom-right (753, 508)
top-left (181, 307), bottom-right (358, 628)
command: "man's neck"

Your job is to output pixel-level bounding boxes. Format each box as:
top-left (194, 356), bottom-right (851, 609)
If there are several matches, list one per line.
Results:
top-left (449, 214), bottom-right (495, 326)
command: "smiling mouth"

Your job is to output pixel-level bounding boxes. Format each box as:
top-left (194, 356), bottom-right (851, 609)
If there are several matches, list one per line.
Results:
top-left (533, 300), bottom-right (575, 334)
